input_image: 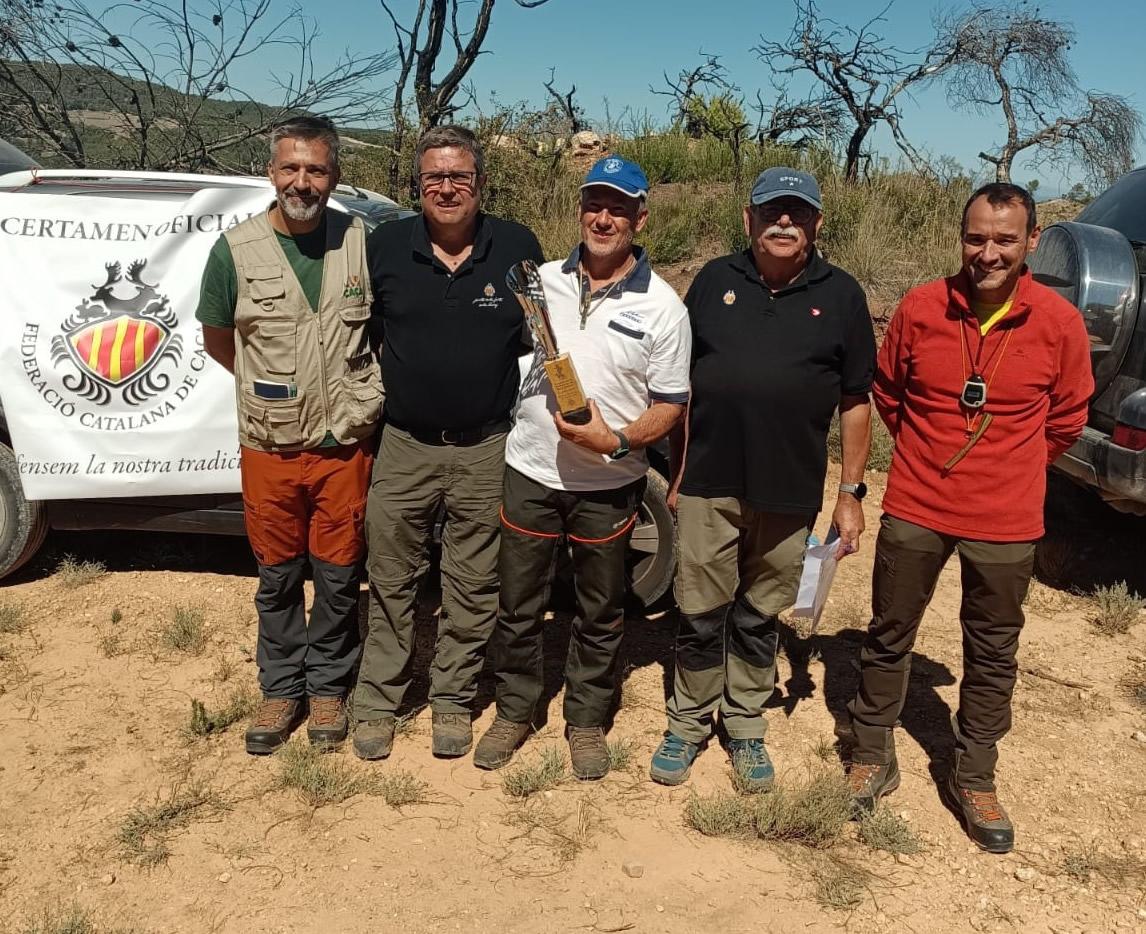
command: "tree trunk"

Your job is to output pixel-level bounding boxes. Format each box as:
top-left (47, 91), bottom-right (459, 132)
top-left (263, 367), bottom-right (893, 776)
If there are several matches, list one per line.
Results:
top-left (995, 151), bottom-right (1012, 183)
top-left (844, 122), bottom-right (871, 183)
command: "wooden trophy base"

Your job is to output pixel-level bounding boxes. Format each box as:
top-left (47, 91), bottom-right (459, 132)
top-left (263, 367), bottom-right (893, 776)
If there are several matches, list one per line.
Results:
top-left (544, 353), bottom-right (591, 424)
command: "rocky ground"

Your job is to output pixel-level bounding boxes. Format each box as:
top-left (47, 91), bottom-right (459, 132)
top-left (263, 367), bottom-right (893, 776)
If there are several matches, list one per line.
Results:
top-left (1, 468), bottom-right (1145, 934)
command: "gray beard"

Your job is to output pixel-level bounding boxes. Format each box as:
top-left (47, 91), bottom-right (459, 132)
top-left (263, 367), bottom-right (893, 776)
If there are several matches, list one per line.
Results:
top-left (279, 193), bottom-right (322, 222)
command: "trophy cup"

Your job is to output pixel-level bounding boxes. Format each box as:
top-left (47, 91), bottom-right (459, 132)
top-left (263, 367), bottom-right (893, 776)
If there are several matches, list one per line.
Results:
top-left (507, 260), bottom-right (591, 425)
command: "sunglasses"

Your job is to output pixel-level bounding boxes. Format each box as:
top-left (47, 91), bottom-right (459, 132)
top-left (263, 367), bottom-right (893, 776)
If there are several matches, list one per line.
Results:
top-left (754, 201), bottom-right (818, 224)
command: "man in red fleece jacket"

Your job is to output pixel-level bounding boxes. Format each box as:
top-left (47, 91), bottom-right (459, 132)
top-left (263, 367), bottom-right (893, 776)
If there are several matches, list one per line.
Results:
top-left (846, 182), bottom-right (1093, 854)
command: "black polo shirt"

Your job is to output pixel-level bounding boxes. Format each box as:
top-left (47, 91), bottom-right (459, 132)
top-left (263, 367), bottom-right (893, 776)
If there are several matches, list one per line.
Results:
top-left (367, 212), bottom-right (544, 432)
top-left (680, 250), bottom-right (875, 514)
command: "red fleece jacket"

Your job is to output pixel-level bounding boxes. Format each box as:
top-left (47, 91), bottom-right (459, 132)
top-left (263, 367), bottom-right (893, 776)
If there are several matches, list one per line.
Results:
top-left (876, 269), bottom-right (1093, 541)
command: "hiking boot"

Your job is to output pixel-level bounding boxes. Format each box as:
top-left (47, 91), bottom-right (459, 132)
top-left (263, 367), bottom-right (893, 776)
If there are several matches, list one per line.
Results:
top-left (568, 726), bottom-right (609, 781)
top-left (474, 717), bottom-right (531, 770)
top-left (245, 697), bottom-right (305, 756)
top-left (727, 738), bottom-right (775, 793)
top-left (432, 711), bottom-right (473, 758)
top-left (942, 775), bottom-right (1014, 854)
top-left (649, 732), bottom-right (702, 786)
top-left (306, 696), bottom-right (348, 749)
top-left (847, 759), bottom-right (901, 816)
top-left (352, 717), bottom-right (396, 761)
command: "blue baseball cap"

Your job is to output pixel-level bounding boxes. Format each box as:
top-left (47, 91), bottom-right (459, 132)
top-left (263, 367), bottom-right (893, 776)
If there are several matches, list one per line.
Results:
top-left (581, 156), bottom-right (649, 200)
top-left (750, 166), bottom-right (822, 211)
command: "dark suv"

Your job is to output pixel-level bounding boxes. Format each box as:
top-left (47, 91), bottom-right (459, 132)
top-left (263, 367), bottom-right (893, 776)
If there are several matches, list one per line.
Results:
top-left (0, 167), bottom-right (677, 604)
top-left (1028, 169), bottom-right (1146, 515)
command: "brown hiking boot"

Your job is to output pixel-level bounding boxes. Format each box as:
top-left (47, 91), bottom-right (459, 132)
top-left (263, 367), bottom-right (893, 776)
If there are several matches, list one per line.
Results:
top-left (307, 696), bottom-right (348, 749)
top-left (474, 717), bottom-right (531, 770)
top-left (942, 775), bottom-right (1014, 854)
top-left (432, 711), bottom-right (473, 758)
top-left (568, 726), bottom-right (609, 781)
top-left (847, 759), bottom-right (901, 817)
top-left (245, 697), bottom-right (305, 756)
top-left (353, 718), bottom-right (396, 761)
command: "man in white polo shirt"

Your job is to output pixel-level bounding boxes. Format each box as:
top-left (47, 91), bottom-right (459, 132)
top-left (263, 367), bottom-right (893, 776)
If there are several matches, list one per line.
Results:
top-left (474, 156), bottom-right (691, 780)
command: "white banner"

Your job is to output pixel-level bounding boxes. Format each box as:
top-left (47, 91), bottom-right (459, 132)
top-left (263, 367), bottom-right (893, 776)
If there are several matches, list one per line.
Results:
top-left (0, 186), bottom-right (272, 499)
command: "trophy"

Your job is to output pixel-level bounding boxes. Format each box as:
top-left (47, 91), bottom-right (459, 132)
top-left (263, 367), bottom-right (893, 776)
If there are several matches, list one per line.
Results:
top-left (507, 260), bottom-right (591, 425)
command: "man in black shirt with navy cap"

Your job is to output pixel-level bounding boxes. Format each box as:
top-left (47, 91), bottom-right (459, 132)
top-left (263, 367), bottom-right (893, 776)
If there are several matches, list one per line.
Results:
top-left (649, 167), bottom-right (876, 789)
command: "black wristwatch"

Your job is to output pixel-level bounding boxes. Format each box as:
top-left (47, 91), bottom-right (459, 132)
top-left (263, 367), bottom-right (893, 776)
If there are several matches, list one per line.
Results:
top-left (838, 481), bottom-right (867, 501)
top-left (608, 430), bottom-right (631, 460)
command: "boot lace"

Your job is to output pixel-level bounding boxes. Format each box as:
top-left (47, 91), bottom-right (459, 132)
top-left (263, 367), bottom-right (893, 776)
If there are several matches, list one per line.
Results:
top-left (253, 698), bottom-right (296, 728)
top-left (309, 697), bottom-right (343, 727)
top-left (568, 727), bottom-right (604, 754)
top-left (848, 762), bottom-right (883, 795)
top-left (487, 717), bottom-right (526, 741)
top-left (656, 733), bottom-right (694, 762)
top-left (962, 789), bottom-right (1004, 823)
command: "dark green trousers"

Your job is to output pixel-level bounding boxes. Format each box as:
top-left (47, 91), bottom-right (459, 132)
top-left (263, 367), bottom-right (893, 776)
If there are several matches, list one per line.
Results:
top-left (848, 514), bottom-right (1036, 790)
top-left (490, 466), bottom-right (645, 728)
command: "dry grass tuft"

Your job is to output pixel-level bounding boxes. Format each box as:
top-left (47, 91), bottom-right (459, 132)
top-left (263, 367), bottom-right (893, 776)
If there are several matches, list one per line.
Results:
top-left (186, 687), bottom-right (257, 738)
top-left (54, 555), bottom-right (107, 589)
top-left (813, 860), bottom-right (869, 910)
top-left (858, 809), bottom-right (922, 855)
top-left (0, 601), bottom-right (27, 634)
top-left (1120, 664), bottom-right (1146, 711)
top-left (274, 740), bottom-right (379, 807)
top-left (683, 791), bottom-right (759, 839)
top-left (754, 770), bottom-right (852, 848)
top-left (811, 735), bottom-right (837, 762)
top-left (1090, 581), bottom-right (1145, 636)
top-left (606, 737), bottom-right (637, 772)
top-left (503, 794), bottom-right (605, 863)
top-left (160, 604), bottom-right (208, 655)
top-left (377, 770), bottom-right (431, 809)
top-left (20, 904), bottom-right (143, 934)
top-left (117, 781), bottom-right (226, 867)
top-left (501, 746), bottom-right (566, 798)
top-left (1061, 844), bottom-right (1146, 887)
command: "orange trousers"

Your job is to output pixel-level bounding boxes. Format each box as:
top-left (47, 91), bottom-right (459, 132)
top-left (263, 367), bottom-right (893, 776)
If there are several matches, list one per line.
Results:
top-left (240, 440), bottom-right (373, 568)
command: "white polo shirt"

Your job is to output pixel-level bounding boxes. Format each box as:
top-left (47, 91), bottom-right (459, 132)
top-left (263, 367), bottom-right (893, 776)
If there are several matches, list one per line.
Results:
top-left (505, 248), bottom-right (691, 492)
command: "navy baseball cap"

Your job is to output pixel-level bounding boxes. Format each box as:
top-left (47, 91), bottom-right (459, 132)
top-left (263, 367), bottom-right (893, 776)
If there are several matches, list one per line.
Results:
top-left (750, 167), bottom-right (822, 211)
top-left (581, 156), bottom-right (649, 200)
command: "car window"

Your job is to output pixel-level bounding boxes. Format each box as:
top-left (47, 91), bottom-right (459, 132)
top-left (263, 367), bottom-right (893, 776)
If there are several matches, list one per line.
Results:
top-left (1077, 169), bottom-right (1146, 244)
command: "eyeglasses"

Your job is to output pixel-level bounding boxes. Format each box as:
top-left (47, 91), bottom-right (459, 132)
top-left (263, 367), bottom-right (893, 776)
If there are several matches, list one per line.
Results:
top-left (754, 201), bottom-right (818, 224)
top-left (419, 171), bottom-right (478, 191)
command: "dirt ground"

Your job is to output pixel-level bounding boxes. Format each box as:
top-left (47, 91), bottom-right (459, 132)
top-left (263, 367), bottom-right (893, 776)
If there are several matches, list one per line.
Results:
top-left (2, 467), bottom-right (1145, 934)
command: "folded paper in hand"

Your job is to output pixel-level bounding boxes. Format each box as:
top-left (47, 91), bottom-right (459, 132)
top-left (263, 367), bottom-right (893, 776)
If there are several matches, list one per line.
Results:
top-left (791, 527), bottom-right (840, 633)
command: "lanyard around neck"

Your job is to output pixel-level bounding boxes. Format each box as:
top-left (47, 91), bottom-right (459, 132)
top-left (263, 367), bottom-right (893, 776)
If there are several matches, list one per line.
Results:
top-left (577, 256), bottom-right (635, 330)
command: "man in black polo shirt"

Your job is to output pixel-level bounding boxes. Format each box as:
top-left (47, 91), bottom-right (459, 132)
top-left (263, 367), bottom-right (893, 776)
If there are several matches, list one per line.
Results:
top-left (352, 125), bottom-right (544, 760)
top-left (649, 167), bottom-right (876, 789)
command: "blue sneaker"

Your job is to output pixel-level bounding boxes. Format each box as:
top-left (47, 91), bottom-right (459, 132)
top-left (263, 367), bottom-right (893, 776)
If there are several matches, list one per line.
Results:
top-left (727, 738), bottom-right (775, 793)
top-left (649, 732), bottom-right (702, 786)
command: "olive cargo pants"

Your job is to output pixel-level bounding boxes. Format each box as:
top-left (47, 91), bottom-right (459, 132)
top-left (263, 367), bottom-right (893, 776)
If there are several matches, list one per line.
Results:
top-left (353, 425), bottom-right (505, 719)
top-left (490, 466), bottom-right (644, 727)
top-left (666, 495), bottom-right (813, 742)
top-left (848, 514), bottom-right (1036, 790)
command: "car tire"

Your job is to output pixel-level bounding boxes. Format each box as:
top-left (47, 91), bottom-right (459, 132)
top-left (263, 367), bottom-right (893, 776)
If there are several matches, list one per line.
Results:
top-left (0, 442), bottom-right (48, 581)
top-left (627, 468), bottom-right (677, 608)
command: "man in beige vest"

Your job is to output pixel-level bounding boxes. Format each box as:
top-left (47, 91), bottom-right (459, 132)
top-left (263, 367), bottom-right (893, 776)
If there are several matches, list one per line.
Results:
top-left (197, 116), bottom-right (382, 755)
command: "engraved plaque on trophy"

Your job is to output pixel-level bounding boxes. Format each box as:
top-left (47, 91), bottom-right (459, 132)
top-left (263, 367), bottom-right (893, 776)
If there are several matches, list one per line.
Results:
top-left (506, 260), bottom-right (591, 425)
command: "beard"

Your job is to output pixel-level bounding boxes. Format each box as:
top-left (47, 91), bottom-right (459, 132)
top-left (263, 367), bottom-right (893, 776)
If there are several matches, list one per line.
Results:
top-left (278, 189), bottom-right (322, 222)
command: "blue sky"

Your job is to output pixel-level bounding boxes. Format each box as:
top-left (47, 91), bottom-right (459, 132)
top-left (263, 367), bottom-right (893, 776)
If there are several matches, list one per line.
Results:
top-left (126, 0), bottom-right (1146, 195)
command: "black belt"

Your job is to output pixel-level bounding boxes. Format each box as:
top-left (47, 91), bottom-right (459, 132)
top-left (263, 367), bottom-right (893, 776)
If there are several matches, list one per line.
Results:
top-left (398, 418), bottom-right (511, 446)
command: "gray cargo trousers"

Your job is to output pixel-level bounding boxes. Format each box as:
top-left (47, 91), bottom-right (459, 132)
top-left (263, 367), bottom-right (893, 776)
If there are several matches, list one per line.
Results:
top-left (352, 424), bottom-right (506, 720)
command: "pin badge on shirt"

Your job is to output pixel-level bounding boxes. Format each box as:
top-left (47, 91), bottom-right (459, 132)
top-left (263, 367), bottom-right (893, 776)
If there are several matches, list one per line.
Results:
top-left (723, 290), bottom-right (736, 305)
top-left (811, 307), bottom-right (822, 317)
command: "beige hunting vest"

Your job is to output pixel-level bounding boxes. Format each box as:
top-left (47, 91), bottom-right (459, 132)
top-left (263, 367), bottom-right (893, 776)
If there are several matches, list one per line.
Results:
top-left (225, 208), bottom-right (383, 452)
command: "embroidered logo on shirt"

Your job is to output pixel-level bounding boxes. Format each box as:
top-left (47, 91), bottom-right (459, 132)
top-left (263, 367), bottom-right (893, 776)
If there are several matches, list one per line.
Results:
top-left (723, 290), bottom-right (736, 305)
top-left (343, 276), bottom-right (365, 300)
top-left (473, 282), bottom-right (504, 310)
top-left (810, 307), bottom-right (822, 317)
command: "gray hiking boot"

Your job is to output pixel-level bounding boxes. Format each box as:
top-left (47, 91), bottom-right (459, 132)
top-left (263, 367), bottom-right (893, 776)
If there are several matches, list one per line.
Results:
top-left (941, 774), bottom-right (1014, 854)
top-left (847, 759), bottom-right (901, 816)
top-left (474, 716), bottom-right (531, 770)
top-left (352, 717), bottom-right (396, 761)
top-left (432, 711), bottom-right (473, 758)
top-left (245, 697), bottom-right (305, 756)
top-left (568, 726), bottom-right (609, 781)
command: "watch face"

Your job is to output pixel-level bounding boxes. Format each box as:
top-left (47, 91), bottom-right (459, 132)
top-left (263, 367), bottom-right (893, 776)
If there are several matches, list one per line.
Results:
top-left (855, 482), bottom-right (867, 500)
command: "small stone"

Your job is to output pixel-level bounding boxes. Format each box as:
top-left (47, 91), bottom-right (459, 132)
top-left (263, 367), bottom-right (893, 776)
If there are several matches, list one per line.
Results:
top-left (100, 873), bottom-right (115, 886)
top-left (341, 865), bottom-right (349, 872)
top-left (217, 872), bottom-right (231, 884)
top-left (655, 905), bottom-right (665, 913)
top-left (1137, 909), bottom-right (1146, 921)
top-left (1131, 731), bottom-right (1146, 744)
top-left (622, 861), bottom-right (645, 879)
top-left (1014, 866), bottom-right (1038, 883)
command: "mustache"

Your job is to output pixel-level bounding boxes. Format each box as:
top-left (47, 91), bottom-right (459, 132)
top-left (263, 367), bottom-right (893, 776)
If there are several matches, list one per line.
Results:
top-left (764, 224), bottom-right (800, 238)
